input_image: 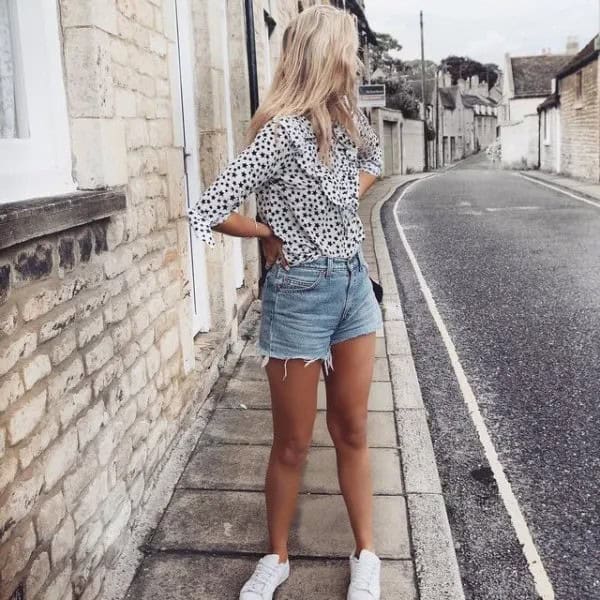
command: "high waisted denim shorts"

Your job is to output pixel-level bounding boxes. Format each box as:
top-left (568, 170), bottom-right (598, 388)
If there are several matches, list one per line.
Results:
top-left (257, 246), bottom-right (383, 380)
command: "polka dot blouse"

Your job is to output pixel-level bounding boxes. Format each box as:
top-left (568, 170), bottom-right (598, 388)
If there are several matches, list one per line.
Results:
top-left (187, 109), bottom-right (383, 266)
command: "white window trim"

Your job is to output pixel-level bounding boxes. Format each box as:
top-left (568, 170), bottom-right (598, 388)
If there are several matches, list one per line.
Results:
top-left (0, 0), bottom-right (74, 203)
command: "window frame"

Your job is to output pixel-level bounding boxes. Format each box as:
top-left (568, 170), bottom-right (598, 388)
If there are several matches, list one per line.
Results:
top-left (0, 0), bottom-right (74, 204)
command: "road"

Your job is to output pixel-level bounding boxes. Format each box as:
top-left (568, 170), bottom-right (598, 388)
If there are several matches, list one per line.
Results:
top-left (381, 154), bottom-right (600, 600)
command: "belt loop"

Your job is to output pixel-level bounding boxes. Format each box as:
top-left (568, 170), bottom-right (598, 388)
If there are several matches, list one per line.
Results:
top-left (326, 256), bottom-right (333, 277)
top-left (357, 246), bottom-right (365, 271)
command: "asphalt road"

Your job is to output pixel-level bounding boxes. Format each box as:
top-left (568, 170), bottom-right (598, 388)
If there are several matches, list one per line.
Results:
top-left (381, 154), bottom-right (600, 600)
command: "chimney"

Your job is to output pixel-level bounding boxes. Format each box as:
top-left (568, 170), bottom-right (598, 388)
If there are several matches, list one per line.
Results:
top-left (457, 78), bottom-right (466, 91)
top-left (566, 36), bottom-right (579, 55)
top-left (470, 74), bottom-right (479, 89)
top-left (442, 72), bottom-right (452, 88)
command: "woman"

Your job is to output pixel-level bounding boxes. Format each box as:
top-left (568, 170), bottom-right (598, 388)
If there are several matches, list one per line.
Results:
top-left (188, 5), bottom-right (383, 599)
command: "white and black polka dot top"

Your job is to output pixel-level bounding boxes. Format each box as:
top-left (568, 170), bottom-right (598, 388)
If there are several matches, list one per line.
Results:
top-left (187, 109), bottom-right (382, 266)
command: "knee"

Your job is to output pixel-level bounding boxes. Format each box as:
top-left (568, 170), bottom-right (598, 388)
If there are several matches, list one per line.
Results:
top-left (273, 438), bottom-right (311, 469)
top-left (327, 415), bottom-right (368, 450)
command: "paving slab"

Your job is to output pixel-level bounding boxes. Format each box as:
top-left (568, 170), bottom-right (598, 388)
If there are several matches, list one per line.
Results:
top-left (303, 447), bottom-right (403, 494)
top-left (200, 410), bottom-right (398, 448)
top-left (125, 554), bottom-right (418, 600)
top-left (180, 445), bottom-right (403, 494)
top-left (219, 378), bottom-right (394, 411)
top-left (151, 490), bottom-right (411, 559)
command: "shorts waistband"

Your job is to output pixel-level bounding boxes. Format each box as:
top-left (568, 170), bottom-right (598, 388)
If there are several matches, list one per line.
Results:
top-left (295, 247), bottom-right (366, 274)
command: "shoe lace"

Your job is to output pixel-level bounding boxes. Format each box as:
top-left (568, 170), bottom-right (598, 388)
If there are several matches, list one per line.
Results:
top-left (352, 559), bottom-right (377, 591)
top-left (245, 562), bottom-right (278, 593)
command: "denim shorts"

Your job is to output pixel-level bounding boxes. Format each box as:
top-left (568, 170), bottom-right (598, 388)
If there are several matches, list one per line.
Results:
top-left (257, 246), bottom-right (383, 380)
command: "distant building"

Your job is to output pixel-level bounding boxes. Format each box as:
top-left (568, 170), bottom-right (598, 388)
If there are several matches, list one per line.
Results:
top-left (539, 36), bottom-right (600, 180)
top-left (499, 45), bottom-right (576, 167)
top-left (431, 73), bottom-right (499, 167)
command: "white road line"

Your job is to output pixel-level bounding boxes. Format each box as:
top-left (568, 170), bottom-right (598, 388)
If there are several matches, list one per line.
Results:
top-left (519, 173), bottom-right (600, 210)
top-left (393, 179), bottom-right (556, 600)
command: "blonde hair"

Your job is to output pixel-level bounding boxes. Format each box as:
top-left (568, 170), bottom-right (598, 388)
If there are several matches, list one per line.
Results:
top-left (247, 4), bottom-right (363, 164)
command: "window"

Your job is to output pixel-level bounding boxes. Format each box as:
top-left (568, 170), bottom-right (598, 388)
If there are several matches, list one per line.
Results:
top-left (576, 71), bottom-right (583, 103)
top-left (0, 0), bottom-right (74, 203)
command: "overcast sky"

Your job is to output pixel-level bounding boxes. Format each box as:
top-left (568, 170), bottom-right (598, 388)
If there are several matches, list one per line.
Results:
top-left (364, 0), bottom-right (599, 67)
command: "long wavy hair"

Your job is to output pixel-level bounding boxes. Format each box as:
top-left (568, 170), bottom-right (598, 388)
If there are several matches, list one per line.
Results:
top-left (247, 5), bottom-right (364, 165)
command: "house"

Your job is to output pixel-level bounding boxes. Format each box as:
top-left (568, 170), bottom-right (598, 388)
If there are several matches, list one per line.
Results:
top-left (0, 2), bottom-right (379, 600)
top-left (539, 35), bottom-right (600, 180)
top-left (499, 47), bottom-right (575, 167)
top-left (431, 73), bottom-right (499, 167)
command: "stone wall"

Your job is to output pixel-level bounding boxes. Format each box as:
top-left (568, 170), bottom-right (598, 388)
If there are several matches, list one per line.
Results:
top-left (560, 59), bottom-right (600, 181)
top-left (0, 1), bottom-right (192, 598)
top-left (0, 2), bottom-right (310, 600)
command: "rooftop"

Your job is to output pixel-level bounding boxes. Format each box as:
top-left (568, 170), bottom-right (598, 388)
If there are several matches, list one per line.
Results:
top-left (511, 55), bottom-right (572, 98)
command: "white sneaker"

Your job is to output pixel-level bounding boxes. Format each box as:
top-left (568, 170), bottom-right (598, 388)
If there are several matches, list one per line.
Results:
top-left (347, 548), bottom-right (381, 600)
top-left (239, 554), bottom-right (290, 599)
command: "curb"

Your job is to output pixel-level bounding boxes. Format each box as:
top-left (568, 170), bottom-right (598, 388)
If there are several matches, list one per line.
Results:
top-left (370, 179), bottom-right (466, 600)
top-left (519, 171), bottom-right (600, 204)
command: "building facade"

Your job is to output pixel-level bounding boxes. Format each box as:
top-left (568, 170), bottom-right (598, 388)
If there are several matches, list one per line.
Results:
top-left (432, 74), bottom-right (499, 167)
top-left (0, 2), bottom-right (382, 600)
top-left (499, 50), bottom-right (574, 168)
top-left (541, 37), bottom-right (600, 180)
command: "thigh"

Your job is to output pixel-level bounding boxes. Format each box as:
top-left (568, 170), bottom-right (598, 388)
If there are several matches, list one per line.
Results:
top-left (266, 358), bottom-right (321, 443)
top-left (324, 332), bottom-right (376, 421)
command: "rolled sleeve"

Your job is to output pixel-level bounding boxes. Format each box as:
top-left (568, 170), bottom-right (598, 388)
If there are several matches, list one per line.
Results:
top-left (355, 109), bottom-right (383, 177)
top-left (187, 118), bottom-right (291, 247)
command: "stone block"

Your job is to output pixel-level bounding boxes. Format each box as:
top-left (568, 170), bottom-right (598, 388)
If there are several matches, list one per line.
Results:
top-left (1, 521), bottom-right (36, 583)
top-left (84, 335), bottom-right (115, 375)
top-left (8, 389), bottom-right (47, 445)
top-left (0, 372), bottom-right (25, 411)
top-left (26, 551), bottom-right (51, 598)
top-left (61, 0), bottom-right (119, 34)
top-left (63, 27), bottom-right (114, 118)
top-left (44, 428), bottom-right (79, 491)
top-left (51, 516), bottom-right (75, 566)
top-left (36, 492), bottom-right (67, 544)
top-left (71, 118), bottom-right (128, 188)
top-left (23, 354), bottom-right (52, 390)
top-left (0, 331), bottom-right (37, 377)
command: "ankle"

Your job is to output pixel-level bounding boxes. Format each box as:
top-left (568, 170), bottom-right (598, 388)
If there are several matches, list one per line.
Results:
top-left (269, 548), bottom-right (289, 563)
top-left (353, 544), bottom-right (376, 557)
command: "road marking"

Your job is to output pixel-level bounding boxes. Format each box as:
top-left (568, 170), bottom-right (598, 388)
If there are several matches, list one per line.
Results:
top-left (519, 173), bottom-right (600, 210)
top-left (393, 179), bottom-right (556, 600)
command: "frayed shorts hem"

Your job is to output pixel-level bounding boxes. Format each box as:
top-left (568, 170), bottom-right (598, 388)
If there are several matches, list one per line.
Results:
top-left (255, 343), bottom-right (334, 381)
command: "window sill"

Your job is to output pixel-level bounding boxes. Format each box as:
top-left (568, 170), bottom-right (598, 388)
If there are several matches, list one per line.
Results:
top-left (0, 189), bottom-right (126, 251)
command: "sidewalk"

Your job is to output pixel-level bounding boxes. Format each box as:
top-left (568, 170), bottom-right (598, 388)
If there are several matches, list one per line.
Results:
top-left (121, 175), bottom-right (463, 600)
top-left (520, 170), bottom-right (600, 202)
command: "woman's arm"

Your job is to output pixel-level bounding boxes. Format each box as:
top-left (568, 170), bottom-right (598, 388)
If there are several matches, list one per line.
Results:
top-left (358, 171), bottom-right (378, 199)
top-left (187, 118), bottom-right (290, 247)
top-left (355, 109), bottom-right (383, 199)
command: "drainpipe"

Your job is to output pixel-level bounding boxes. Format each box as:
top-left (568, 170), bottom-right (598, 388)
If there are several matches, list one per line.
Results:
top-left (244, 0), bottom-right (259, 115)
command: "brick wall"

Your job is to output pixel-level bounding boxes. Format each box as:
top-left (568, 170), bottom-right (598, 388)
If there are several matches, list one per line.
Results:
top-left (1, 1), bottom-right (197, 599)
top-left (0, 2), bottom-right (307, 600)
top-left (559, 59), bottom-right (600, 181)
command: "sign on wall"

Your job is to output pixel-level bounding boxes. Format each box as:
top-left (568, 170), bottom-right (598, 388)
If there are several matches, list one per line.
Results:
top-left (358, 84), bottom-right (386, 108)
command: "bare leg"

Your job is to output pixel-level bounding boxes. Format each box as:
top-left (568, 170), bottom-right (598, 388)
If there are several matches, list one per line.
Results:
top-left (264, 357), bottom-right (321, 562)
top-left (325, 332), bottom-right (376, 553)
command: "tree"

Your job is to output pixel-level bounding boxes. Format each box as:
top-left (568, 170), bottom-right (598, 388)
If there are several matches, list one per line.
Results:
top-left (440, 55), bottom-right (499, 89)
top-left (370, 32), bottom-right (404, 79)
top-left (369, 32), bottom-right (424, 118)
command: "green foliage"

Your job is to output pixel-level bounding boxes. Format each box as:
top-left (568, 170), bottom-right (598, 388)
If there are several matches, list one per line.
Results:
top-left (384, 80), bottom-right (420, 119)
top-left (440, 55), bottom-right (500, 89)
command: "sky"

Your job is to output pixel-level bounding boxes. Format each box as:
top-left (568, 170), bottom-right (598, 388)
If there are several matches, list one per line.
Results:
top-left (364, 0), bottom-right (599, 67)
